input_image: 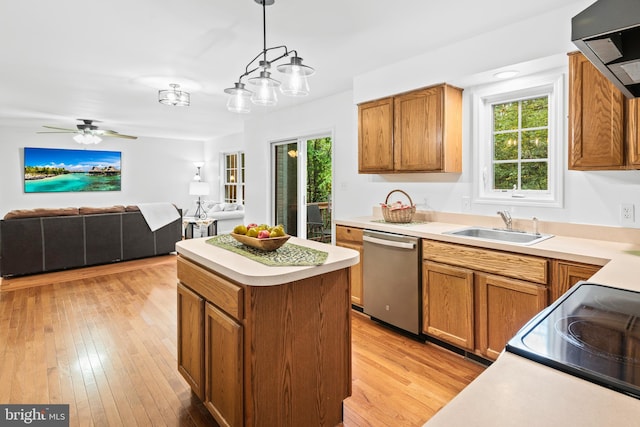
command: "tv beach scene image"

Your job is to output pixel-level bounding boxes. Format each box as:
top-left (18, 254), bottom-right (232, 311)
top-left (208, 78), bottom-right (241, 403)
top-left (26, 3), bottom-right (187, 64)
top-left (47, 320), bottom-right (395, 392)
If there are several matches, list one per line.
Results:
top-left (24, 147), bottom-right (122, 193)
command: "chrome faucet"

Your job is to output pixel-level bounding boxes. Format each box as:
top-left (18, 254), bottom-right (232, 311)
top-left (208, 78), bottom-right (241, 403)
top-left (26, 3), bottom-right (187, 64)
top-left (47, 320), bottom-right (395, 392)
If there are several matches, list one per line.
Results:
top-left (497, 210), bottom-right (512, 231)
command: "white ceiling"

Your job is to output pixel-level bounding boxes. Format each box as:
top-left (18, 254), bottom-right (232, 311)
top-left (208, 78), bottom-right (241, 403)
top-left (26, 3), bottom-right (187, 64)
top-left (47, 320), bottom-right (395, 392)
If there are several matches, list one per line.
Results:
top-left (0, 0), bottom-right (584, 141)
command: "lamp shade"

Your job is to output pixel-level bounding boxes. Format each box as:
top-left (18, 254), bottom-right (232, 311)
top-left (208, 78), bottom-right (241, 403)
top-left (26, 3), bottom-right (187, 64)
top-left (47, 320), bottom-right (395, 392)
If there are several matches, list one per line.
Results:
top-left (189, 181), bottom-right (210, 196)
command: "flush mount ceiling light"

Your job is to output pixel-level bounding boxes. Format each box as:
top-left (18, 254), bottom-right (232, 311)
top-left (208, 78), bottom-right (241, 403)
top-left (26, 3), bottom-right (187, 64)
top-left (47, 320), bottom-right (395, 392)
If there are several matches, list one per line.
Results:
top-left (158, 83), bottom-right (191, 106)
top-left (224, 0), bottom-right (315, 113)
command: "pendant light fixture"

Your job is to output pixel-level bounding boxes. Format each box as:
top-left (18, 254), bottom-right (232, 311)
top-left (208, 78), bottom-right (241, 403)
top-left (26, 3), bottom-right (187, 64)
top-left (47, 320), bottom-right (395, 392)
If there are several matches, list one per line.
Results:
top-left (158, 83), bottom-right (191, 106)
top-left (224, 0), bottom-right (315, 113)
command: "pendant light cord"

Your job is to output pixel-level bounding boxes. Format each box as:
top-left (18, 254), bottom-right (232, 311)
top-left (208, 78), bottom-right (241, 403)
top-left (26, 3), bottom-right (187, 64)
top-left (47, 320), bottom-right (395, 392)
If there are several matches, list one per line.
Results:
top-left (262, 0), bottom-right (267, 65)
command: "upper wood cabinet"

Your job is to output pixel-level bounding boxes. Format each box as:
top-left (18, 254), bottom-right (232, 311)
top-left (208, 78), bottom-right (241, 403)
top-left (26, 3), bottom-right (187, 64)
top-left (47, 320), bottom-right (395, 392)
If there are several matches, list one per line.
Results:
top-left (568, 52), bottom-right (626, 170)
top-left (358, 84), bottom-right (463, 174)
top-left (627, 98), bottom-right (640, 168)
top-left (358, 97), bottom-right (394, 172)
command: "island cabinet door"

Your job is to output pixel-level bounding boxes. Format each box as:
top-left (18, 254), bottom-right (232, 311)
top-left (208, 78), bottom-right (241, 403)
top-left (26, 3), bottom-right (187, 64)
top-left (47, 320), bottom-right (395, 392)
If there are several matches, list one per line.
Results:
top-left (204, 302), bottom-right (243, 427)
top-left (177, 283), bottom-right (204, 400)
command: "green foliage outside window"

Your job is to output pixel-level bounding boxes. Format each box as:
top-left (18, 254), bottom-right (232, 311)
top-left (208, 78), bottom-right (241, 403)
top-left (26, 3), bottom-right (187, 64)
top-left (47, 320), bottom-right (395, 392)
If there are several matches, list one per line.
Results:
top-left (493, 96), bottom-right (549, 191)
top-left (306, 137), bottom-right (332, 203)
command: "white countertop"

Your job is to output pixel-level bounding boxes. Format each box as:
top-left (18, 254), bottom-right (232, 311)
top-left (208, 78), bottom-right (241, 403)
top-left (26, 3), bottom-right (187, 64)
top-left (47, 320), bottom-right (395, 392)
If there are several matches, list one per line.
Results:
top-left (335, 214), bottom-right (640, 425)
top-left (175, 236), bottom-right (359, 286)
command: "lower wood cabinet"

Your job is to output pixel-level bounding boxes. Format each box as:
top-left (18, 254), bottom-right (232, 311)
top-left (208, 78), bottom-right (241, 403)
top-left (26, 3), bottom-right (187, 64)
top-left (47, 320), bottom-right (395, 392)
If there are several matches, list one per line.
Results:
top-left (422, 240), bottom-right (550, 361)
top-left (551, 260), bottom-right (602, 303)
top-left (177, 283), bottom-right (205, 400)
top-left (422, 261), bottom-right (474, 350)
top-left (336, 225), bottom-right (364, 307)
top-left (204, 303), bottom-right (243, 427)
top-left (475, 273), bottom-right (547, 360)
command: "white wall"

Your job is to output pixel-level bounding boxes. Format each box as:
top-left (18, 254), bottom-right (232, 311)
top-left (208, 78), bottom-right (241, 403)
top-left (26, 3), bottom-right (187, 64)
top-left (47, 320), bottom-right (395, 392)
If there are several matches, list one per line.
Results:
top-left (0, 126), bottom-right (204, 215)
top-left (208, 0), bottom-right (640, 230)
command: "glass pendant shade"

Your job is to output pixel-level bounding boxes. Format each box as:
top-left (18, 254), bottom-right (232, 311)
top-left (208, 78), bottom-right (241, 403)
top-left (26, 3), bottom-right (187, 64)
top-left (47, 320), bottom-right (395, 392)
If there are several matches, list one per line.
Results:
top-left (280, 72), bottom-right (310, 96)
top-left (248, 71), bottom-right (280, 106)
top-left (224, 83), bottom-right (252, 113)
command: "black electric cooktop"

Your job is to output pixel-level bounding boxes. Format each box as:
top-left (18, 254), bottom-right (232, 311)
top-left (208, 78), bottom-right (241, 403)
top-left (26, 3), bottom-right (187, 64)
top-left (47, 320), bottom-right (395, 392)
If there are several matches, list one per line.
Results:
top-left (506, 282), bottom-right (640, 399)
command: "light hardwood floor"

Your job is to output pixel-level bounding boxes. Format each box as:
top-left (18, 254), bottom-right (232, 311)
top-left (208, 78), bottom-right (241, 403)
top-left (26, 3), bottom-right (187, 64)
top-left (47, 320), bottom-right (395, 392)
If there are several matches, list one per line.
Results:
top-left (0, 255), bottom-right (485, 426)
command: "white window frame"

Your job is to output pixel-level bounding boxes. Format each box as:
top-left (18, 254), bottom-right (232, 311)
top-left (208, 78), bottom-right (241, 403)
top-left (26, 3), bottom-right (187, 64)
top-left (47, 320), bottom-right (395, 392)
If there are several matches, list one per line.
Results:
top-left (221, 151), bottom-right (245, 204)
top-left (472, 71), bottom-right (564, 208)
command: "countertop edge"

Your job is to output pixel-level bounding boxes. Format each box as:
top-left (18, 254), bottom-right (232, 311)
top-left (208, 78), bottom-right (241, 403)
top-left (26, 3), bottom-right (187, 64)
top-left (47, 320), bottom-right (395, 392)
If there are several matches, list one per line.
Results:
top-left (175, 236), bottom-right (359, 286)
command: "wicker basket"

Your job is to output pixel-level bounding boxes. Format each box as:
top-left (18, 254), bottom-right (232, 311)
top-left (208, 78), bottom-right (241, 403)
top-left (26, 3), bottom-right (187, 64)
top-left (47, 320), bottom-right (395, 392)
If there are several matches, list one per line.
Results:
top-left (381, 189), bottom-right (416, 223)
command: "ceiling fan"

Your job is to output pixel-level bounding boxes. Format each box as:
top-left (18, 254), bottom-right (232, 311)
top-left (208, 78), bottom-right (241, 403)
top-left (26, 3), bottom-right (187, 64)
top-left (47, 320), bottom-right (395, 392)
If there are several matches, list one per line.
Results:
top-left (38, 119), bottom-right (138, 144)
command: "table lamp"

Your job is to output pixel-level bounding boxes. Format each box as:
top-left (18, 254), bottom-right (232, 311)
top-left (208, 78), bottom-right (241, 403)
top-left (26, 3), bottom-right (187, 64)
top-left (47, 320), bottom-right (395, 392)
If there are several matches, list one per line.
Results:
top-left (189, 181), bottom-right (210, 219)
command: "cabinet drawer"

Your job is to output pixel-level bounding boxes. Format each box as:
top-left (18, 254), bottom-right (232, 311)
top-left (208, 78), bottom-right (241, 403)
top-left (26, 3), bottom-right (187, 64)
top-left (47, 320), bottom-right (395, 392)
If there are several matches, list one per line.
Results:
top-left (336, 226), bottom-right (363, 243)
top-left (177, 256), bottom-right (244, 320)
top-left (422, 240), bottom-right (548, 285)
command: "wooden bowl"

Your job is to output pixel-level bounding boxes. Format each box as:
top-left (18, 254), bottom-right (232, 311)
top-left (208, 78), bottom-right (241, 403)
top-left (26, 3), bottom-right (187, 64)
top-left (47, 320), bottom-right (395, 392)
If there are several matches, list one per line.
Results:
top-left (230, 233), bottom-right (291, 252)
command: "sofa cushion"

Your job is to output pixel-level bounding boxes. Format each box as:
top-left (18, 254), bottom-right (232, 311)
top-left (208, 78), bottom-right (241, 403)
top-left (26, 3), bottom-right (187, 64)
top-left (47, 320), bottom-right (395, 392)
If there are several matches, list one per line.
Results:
top-left (79, 205), bottom-right (126, 215)
top-left (3, 207), bottom-right (79, 220)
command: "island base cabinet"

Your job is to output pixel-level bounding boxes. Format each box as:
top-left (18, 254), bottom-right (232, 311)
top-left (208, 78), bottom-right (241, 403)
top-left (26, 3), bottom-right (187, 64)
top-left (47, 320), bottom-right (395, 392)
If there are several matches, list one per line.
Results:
top-left (177, 283), bottom-right (204, 400)
top-left (177, 256), bottom-right (351, 427)
top-left (205, 303), bottom-right (243, 427)
top-left (475, 273), bottom-right (547, 360)
top-left (245, 270), bottom-right (351, 427)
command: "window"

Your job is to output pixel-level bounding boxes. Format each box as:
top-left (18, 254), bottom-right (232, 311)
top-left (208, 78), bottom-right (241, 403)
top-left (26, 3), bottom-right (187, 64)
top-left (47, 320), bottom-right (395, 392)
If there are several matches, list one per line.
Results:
top-left (222, 152), bottom-right (245, 204)
top-left (473, 72), bottom-right (563, 207)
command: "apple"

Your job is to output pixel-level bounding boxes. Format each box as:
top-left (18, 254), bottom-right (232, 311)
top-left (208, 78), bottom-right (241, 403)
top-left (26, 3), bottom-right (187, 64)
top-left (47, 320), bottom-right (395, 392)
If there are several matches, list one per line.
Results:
top-left (257, 230), bottom-right (271, 239)
top-left (247, 223), bottom-right (258, 229)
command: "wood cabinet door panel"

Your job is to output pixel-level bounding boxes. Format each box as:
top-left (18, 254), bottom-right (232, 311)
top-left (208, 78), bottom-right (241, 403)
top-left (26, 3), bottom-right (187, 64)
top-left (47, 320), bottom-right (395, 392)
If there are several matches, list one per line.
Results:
top-left (358, 97), bottom-right (394, 173)
top-left (569, 52), bottom-right (625, 169)
top-left (627, 98), bottom-right (640, 168)
top-left (423, 261), bottom-right (474, 350)
top-left (551, 260), bottom-right (601, 303)
top-left (476, 273), bottom-right (547, 360)
top-left (205, 303), bottom-right (243, 427)
top-left (178, 256), bottom-right (244, 320)
top-left (394, 87), bottom-right (442, 171)
top-left (336, 241), bottom-right (363, 306)
top-left (177, 283), bottom-right (205, 400)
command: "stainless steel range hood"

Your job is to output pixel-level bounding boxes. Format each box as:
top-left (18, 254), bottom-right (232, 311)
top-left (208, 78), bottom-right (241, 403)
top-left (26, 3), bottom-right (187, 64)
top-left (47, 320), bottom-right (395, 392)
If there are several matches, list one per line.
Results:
top-left (572, 0), bottom-right (640, 98)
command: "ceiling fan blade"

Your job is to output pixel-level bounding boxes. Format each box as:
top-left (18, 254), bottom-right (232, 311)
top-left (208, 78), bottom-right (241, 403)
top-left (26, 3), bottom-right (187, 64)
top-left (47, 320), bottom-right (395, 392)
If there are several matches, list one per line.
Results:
top-left (102, 131), bottom-right (138, 140)
top-left (42, 125), bottom-right (77, 132)
top-left (37, 131), bottom-right (78, 134)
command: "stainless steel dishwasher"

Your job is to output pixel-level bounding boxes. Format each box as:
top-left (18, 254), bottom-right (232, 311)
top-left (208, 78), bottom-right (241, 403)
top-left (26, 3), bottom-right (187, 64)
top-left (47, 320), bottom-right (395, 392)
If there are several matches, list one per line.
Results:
top-left (362, 230), bottom-right (420, 334)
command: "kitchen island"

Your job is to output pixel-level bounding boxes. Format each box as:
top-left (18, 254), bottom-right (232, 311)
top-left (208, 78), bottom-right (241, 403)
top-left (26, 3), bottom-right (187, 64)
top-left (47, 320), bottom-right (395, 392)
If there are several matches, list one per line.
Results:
top-left (175, 236), bottom-right (359, 427)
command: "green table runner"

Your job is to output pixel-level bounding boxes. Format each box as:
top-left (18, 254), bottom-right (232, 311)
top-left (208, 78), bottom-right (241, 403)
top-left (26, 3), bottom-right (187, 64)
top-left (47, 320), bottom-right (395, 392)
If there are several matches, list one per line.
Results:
top-left (206, 234), bottom-right (328, 266)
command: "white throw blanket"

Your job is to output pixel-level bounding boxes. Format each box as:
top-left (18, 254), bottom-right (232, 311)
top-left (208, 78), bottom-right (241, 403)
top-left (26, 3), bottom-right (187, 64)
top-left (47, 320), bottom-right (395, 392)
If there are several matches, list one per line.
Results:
top-left (137, 203), bottom-right (180, 232)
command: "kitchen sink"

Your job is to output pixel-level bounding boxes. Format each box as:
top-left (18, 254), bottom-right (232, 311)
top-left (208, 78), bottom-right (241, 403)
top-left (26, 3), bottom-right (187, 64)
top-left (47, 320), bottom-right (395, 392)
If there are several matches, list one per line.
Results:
top-left (444, 226), bottom-right (553, 246)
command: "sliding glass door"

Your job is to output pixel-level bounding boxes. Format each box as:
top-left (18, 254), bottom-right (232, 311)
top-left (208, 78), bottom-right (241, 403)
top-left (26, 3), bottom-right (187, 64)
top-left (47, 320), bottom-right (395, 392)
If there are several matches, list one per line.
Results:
top-left (272, 135), bottom-right (332, 241)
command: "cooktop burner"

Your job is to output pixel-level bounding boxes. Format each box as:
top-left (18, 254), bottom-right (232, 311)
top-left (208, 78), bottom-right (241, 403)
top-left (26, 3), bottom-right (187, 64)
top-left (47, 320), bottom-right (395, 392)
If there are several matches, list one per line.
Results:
top-left (506, 282), bottom-right (640, 399)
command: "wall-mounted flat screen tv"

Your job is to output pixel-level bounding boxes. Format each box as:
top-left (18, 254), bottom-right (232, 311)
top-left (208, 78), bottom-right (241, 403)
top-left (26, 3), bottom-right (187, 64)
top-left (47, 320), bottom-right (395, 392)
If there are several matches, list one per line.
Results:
top-left (24, 147), bottom-right (122, 193)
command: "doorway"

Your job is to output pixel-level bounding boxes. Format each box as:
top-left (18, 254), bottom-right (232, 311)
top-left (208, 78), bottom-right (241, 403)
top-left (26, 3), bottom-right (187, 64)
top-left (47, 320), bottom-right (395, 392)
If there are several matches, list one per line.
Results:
top-left (272, 135), bottom-right (332, 241)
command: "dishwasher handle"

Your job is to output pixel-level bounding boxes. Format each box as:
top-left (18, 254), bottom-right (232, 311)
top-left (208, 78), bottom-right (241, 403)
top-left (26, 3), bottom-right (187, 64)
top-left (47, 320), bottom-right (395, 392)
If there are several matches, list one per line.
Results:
top-left (363, 234), bottom-right (416, 250)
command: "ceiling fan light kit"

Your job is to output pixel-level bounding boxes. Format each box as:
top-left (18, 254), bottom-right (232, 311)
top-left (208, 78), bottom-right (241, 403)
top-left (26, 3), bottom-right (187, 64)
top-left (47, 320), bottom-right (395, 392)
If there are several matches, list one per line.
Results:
top-left (158, 83), bottom-right (191, 107)
top-left (223, 0), bottom-right (315, 113)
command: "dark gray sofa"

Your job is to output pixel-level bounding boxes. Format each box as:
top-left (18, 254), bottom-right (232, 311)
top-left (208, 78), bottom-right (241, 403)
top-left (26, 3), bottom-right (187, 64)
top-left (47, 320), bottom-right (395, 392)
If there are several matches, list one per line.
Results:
top-left (0, 205), bottom-right (182, 278)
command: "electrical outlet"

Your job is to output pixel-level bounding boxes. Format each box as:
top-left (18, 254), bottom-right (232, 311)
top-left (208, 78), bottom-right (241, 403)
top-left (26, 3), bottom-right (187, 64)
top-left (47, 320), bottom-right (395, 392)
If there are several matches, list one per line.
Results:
top-left (621, 203), bottom-right (635, 226)
top-left (462, 196), bottom-right (471, 212)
